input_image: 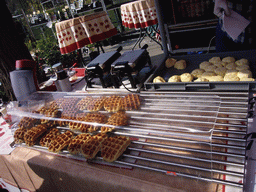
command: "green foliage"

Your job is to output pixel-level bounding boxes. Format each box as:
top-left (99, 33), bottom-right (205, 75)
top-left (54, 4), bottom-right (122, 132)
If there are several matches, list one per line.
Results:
top-left (35, 37), bottom-right (61, 65)
top-left (0, 87), bottom-right (7, 101)
top-left (34, 36), bottom-right (79, 68)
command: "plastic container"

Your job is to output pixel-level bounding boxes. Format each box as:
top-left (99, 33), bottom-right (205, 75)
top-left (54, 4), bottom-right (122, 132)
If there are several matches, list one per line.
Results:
top-left (10, 70), bottom-right (36, 101)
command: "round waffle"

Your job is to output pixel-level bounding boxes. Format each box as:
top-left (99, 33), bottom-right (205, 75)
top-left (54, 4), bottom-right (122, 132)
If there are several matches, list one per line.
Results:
top-left (101, 135), bottom-right (131, 162)
top-left (67, 133), bottom-right (92, 155)
top-left (104, 95), bottom-right (123, 112)
top-left (48, 130), bottom-right (74, 153)
top-left (122, 94), bottom-right (140, 111)
top-left (87, 97), bottom-right (106, 112)
top-left (40, 128), bottom-right (60, 147)
top-left (76, 96), bottom-right (94, 110)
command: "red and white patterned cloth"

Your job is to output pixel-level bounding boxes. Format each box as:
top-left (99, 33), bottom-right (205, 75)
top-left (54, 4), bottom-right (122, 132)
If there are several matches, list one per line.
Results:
top-left (55, 11), bottom-right (118, 54)
top-left (0, 115), bottom-right (14, 155)
top-left (121, 0), bottom-right (158, 29)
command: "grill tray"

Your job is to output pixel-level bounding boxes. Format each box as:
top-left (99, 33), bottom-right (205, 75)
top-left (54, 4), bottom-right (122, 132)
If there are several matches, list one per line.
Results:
top-left (9, 90), bottom-right (250, 191)
top-left (145, 49), bottom-right (256, 91)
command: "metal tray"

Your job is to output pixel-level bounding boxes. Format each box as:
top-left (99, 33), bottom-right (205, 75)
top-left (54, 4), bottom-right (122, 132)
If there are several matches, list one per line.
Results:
top-left (145, 49), bottom-right (256, 91)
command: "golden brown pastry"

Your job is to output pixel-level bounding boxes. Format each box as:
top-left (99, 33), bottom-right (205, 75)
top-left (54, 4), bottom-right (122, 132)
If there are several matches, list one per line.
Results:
top-left (18, 117), bottom-right (39, 129)
top-left (224, 70), bottom-right (239, 81)
top-left (222, 56), bottom-right (236, 63)
top-left (180, 73), bottom-right (193, 82)
top-left (235, 58), bottom-right (249, 66)
top-left (24, 124), bottom-right (48, 146)
top-left (72, 112), bottom-right (107, 133)
top-left (174, 60), bottom-right (186, 70)
top-left (199, 61), bottom-right (212, 71)
top-left (224, 75), bottom-right (240, 81)
top-left (80, 133), bottom-right (108, 159)
top-left (101, 135), bottom-right (131, 162)
top-left (122, 94), bottom-right (141, 111)
top-left (201, 72), bottom-right (216, 80)
top-left (191, 69), bottom-right (205, 78)
top-left (194, 77), bottom-right (209, 82)
top-left (67, 133), bottom-right (92, 155)
top-left (165, 58), bottom-right (176, 68)
top-left (168, 75), bottom-right (181, 82)
top-left (76, 96), bottom-right (94, 110)
top-left (87, 97), bottom-right (106, 112)
top-left (226, 63), bottom-right (237, 70)
top-left (204, 64), bottom-right (217, 72)
top-left (236, 65), bottom-right (250, 71)
top-left (237, 69), bottom-right (252, 79)
top-left (209, 57), bottom-right (221, 64)
top-left (153, 76), bottom-right (166, 83)
top-left (208, 75), bottom-right (224, 82)
top-left (225, 69), bottom-right (238, 77)
top-left (40, 128), bottom-right (60, 148)
top-left (14, 128), bottom-right (27, 144)
top-left (214, 67), bottom-right (227, 77)
top-left (220, 61), bottom-right (229, 67)
top-left (240, 77), bottom-right (255, 81)
top-left (48, 130), bottom-right (74, 153)
top-left (104, 95), bottom-right (123, 113)
top-left (101, 111), bottom-right (129, 133)
top-left (213, 62), bottom-right (223, 68)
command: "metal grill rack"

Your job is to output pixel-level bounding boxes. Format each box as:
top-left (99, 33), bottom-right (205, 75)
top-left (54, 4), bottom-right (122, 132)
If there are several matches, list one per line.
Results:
top-left (112, 91), bottom-right (248, 188)
top-left (12, 90), bottom-right (251, 189)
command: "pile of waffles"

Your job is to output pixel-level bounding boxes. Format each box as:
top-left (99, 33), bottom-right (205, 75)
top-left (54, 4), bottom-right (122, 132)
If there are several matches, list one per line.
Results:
top-left (13, 94), bottom-right (140, 162)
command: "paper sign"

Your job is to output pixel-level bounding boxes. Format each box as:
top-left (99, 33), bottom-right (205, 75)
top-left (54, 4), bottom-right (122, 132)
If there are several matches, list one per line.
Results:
top-left (0, 117), bottom-right (15, 154)
top-left (222, 10), bottom-right (250, 41)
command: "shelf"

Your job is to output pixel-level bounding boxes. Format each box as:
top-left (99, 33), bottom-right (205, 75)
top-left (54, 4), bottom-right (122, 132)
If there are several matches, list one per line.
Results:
top-left (168, 19), bottom-right (218, 31)
top-left (41, 0), bottom-right (53, 5)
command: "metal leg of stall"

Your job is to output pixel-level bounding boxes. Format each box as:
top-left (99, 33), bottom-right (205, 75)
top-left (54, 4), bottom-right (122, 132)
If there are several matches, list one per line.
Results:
top-left (132, 27), bottom-right (163, 50)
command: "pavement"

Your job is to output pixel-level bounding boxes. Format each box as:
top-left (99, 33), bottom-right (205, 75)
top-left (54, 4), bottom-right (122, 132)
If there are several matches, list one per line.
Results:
top-left (96, 35), bottom-right (165, 68)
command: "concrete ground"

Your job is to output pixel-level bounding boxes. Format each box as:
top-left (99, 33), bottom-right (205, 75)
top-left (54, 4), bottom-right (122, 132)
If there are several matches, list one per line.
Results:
top-left (97, 35), bottom-right (165, 68)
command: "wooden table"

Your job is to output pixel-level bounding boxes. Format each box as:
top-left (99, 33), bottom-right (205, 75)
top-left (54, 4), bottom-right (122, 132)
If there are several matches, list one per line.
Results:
top-left (0, 146), bottom-right (218, 192)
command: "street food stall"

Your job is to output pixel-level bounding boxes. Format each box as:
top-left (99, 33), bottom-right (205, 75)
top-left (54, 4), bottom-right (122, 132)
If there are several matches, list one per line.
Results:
top-left (1, 0), bottom-right (256, 192)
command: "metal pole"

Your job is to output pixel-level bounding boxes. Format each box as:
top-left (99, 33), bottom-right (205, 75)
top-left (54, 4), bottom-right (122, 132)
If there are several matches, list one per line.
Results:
top-left (153, 0), bottom-right (168, 57)
top-left (20, 8), bottom-right (36, 41)
top-left (99, 0), bottom-right (108, 14)
top-left (65, 0), bottom-right (74, 18)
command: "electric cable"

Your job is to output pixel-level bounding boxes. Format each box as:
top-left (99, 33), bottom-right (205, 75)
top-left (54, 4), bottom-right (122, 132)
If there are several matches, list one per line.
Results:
top-left (207, 36), bottom-right (216, 53)
top-left (117, 72), bottom-right (139, 93)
